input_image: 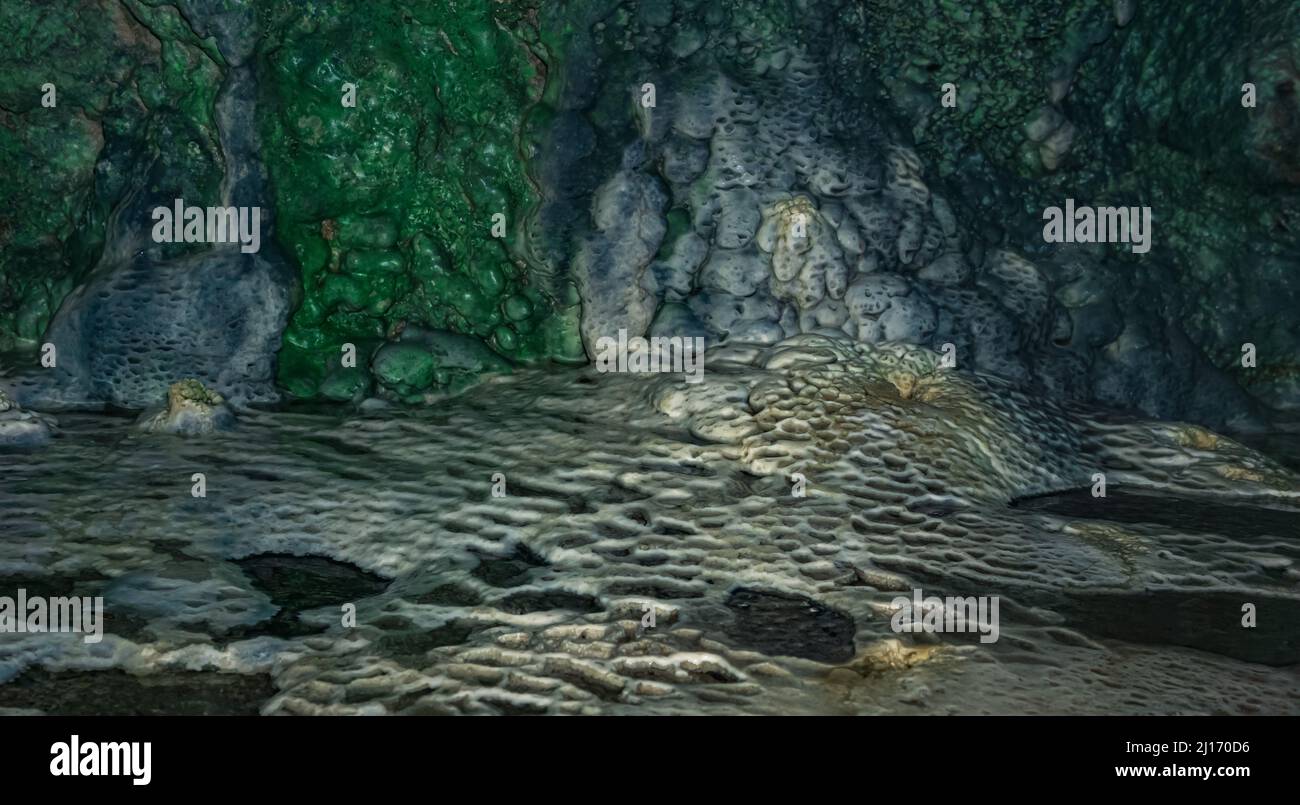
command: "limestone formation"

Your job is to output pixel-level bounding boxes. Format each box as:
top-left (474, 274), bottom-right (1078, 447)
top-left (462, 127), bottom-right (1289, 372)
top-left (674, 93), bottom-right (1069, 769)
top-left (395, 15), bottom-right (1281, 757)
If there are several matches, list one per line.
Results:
top-left (137, 379), bottom-right (236, 436)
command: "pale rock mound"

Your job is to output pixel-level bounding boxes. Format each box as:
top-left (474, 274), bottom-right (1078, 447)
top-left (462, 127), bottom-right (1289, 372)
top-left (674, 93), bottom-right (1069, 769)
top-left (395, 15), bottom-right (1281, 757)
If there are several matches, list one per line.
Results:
top-left (137, 379), bottom-right (236, 435)
top-left (0, 389), bottom-right (55, 447)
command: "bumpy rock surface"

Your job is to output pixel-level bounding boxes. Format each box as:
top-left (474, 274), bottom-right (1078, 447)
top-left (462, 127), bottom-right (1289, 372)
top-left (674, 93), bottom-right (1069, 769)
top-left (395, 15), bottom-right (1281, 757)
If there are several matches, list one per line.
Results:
top-left (3, 341), bottom-right (1296, 714)
top-left (1, 0), bottom-right (1298, 718)
top-left (258, 0), bottom-right (584, 400)
top-left (542, 23), bottom-right (1094, 420)
top-left (861, 0), bottom-right (1300, 418)
top-left (526, 0), bottom-right (1300, 429)
top-left (6, 249), bottom-right (292, 411)
top-left (0, 0), bottom-right (228, 353)
top-left (0, 0), bottom-right (293, 410)
top-left (3, 0), bottom-right (1296, 427)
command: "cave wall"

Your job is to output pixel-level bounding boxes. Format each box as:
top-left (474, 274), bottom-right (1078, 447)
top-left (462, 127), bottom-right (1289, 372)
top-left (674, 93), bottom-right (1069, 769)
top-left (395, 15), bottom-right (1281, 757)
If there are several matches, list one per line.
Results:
top-left (0, 0), bottom-right (1296, 428)
top-left (863, 0), bottom-right (1300, 421)
top-left (0, 0), bottom-right (227, 351)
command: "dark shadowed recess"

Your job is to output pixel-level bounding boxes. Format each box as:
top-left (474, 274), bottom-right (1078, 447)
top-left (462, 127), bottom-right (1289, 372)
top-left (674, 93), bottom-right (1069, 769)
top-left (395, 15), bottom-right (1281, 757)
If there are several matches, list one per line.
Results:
top-left (722, 588), bottom-right (856, 663)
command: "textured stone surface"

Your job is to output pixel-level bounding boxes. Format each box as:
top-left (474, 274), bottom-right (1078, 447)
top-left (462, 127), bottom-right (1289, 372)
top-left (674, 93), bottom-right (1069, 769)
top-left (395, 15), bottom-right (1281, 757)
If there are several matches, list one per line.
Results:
top-left (259, 0), bottom-right (585, 400)
top-left (3, 0), bottom-right (1296, 426)
top-left (0, 1), bottom-right (293, 409)
top-left (0, 0), bottom-right (227, 353)
top-left (2, 339), bottom-right (1297, 714)
top-left (5, 248), bottom-right (292, 409)
top-left (2, 0), bottom-right (1299, 719)
top-left (519, 0), bottom-right (1300, 429)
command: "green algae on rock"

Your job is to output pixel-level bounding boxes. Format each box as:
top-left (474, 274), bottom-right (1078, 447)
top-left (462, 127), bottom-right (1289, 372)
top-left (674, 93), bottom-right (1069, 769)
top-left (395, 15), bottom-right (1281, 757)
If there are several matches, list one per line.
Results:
top-left (256, 0), bottom-right (583, 400)
top-left (0, 0), bottom-right (226, 352)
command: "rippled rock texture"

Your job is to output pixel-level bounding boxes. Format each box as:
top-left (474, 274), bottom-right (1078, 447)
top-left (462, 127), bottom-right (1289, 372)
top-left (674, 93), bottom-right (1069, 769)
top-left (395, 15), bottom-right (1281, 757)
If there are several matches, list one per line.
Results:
top-left (1, 0), bottom-right (1298, 715)
top-left (2, 338), bottom-right (1297, 714)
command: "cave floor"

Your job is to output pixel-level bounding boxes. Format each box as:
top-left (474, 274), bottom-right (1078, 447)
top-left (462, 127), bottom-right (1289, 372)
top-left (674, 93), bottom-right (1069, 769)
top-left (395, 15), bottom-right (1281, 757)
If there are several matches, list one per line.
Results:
top-left (1, 341), bottom-right (1298, 715)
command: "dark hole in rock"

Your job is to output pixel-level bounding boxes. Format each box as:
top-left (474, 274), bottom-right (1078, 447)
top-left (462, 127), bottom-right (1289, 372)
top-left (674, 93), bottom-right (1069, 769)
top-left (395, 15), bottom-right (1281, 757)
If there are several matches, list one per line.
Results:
top-left (483, 695), bottom-right (550, 715)
top-left (722, 588), bottom-right (856, 663)
top-left (908, 499), bottom-right (965, 518)
top-left (1012, 486), bottom-right (1300, 540)
top-left (415, 583), bottom-right (483, 607)
top-left (888, 562), bottom-right (1300, 666)
top-left (214, 609), bottom-right (329, 644)
top-left (633, 553), bottom-right (670, 567)
top-left (234, 553), bottom-right (391, 612)
top-left (471, 544), bottom-right (548, 588)
top-left (654, 523), bottom-right (697, 536)
top-left (497, 590), bottom-right (602, 614)
top-left (0, 669), bottom-right (275, 716)
top-left (604, 581), bottom-right (704, 599)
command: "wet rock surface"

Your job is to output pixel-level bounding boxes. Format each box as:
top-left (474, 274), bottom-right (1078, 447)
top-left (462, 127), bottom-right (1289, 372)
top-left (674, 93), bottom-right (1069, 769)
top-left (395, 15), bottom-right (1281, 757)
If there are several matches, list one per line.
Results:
top-left (4, 0), bottom-right (1297, 429)
top-left (1058, 589), bottom-right (1300, 667)
top-left (525, 0), bottom-right (1300, 430)
top-left (2, 340), bottom-right (1297, 715)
